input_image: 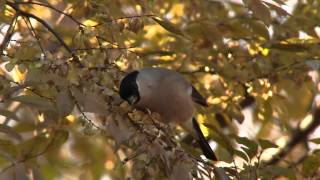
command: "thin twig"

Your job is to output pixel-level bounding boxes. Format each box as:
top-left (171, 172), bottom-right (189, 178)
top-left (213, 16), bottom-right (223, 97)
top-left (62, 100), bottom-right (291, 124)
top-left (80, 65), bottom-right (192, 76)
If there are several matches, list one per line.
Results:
top-left (6, 1), bottom-right (83, 66)
top-left (92, 14), bottom-right (156, 27)
top-left (22, 17), bottom-right (46, 56)
top-left (0, 131), bottom-right (56, 175)
top-left (12, 1), bottom-right (84, 26)
top-left (266, 108), bottom-right (320, 165)
top-left (0, 13), bottom-right (18, 55)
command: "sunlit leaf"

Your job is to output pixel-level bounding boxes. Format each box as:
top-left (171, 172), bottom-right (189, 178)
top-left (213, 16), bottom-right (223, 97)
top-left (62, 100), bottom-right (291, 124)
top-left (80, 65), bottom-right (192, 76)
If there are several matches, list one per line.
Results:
top-left (152, 17), bottom-right (184, 36)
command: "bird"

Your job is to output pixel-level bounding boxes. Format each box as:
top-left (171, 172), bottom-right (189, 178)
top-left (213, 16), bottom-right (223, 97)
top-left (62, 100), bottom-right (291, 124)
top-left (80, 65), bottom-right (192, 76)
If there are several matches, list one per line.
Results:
top-left (119, 67), bottom-right (217, 161)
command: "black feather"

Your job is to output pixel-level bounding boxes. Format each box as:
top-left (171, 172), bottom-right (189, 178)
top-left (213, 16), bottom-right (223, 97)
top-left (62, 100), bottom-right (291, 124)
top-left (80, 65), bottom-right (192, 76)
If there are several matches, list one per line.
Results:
top-left (192, 117), bottom-right (217, 161)
top-left (119, 71), bottom-right (140, 103)
top-left (191, 86), bottom-right (208, 107)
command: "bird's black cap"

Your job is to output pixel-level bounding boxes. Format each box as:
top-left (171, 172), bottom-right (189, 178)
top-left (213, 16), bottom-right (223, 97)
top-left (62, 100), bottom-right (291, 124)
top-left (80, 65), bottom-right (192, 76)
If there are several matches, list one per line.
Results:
top-left (119, 71), bottom-right (140, 104)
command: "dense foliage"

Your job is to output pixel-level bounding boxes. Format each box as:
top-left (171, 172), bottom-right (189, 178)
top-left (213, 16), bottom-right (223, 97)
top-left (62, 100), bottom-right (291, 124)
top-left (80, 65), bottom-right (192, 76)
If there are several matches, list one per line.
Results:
top-left (1, 0), bottom-right (320, 179)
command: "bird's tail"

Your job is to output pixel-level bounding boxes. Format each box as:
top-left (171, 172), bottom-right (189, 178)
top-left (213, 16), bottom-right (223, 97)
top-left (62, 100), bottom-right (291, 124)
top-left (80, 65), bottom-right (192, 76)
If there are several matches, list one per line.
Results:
top-left (192, 117), bottom-right (217, 161)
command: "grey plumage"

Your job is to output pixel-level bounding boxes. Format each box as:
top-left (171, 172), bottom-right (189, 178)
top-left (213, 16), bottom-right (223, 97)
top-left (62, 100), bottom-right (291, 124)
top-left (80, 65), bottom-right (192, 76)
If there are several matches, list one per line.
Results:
top-left (119, 67), bottom-right (217, 161)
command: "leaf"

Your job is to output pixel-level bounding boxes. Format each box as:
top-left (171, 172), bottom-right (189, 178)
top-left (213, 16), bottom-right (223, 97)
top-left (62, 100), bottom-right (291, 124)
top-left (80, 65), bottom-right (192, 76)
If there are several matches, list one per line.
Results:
top-left (4, 62), bottom-right (15, 72)
top-left (152, 17), bottom-right (184, 36)
top-left (0, 124), bottom-right (22, 141)
top-left (263, 1), bottom-right (290, 16)
top-left (19, 133), bottom-right (50, 158)
top-left (247, 20), bottom-right (270, 40)
top-left (233, 149), bottom-right (249, 162)
top-left (107, 116), bottom-right (134, 148)
top-left (234, 136), bottom-right (258, 159)
top-left (258, 139), bottom-right (278, 149)
top-left (269, 42), bottom-right (309, 51)
top-left (0, 139), bottom-right (18, 158)
top-left (11, 95), bottom-right (54, 111)
top-left (264, 165), bottom-right (290, 176)
top-left (245, 0), bottom-right (271, 25)
top-left (0, 109), bottom-right (20, 121)
top-left (71, 87), bottom-right (108, 114)
top-left (310, 138), bottom-right (320, 144)
top-left (56, 88), bottom-right (74, 117)
top-left (227, 105), bottom-right (244, 123)
top-left (51, 130), bottom-right (69, 147)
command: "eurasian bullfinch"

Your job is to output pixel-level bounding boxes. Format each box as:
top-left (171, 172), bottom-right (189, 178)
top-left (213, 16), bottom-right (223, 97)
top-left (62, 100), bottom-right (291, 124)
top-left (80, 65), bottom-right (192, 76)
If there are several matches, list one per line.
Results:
top-left (119, 67), bottom-right (217, 161)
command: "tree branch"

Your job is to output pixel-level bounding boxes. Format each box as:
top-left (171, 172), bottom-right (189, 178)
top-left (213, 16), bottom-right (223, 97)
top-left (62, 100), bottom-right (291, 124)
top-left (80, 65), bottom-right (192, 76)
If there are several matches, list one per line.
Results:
top-left (266, 108), bottom-right (320, 165)
top-left (0, 131), bottom-right (56, 175)
top-left (22, 17), bottom-right (46, 56)
top-left (6, 1), bottom-right (83, 66)
top-left (12, 1), bottom-right (85, 26)
top-left (0, 13), bottom-right (18, 56)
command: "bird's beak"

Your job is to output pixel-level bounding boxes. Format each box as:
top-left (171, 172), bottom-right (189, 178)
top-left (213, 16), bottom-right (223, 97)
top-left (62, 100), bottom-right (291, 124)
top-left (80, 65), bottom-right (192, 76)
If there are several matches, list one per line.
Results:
top-left (127, 96), bottom-right (138, 105)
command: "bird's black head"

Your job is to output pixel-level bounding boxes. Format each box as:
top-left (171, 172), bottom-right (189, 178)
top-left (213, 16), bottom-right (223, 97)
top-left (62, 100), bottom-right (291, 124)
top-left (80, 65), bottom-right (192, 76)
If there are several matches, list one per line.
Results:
top-left (119, 71), bottom-right (140, 105)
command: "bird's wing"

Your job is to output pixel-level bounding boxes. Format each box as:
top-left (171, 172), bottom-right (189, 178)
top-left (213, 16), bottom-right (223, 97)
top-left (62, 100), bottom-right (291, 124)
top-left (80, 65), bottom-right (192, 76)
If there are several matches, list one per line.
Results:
top-left (191, 86), bottom-right (208, 107)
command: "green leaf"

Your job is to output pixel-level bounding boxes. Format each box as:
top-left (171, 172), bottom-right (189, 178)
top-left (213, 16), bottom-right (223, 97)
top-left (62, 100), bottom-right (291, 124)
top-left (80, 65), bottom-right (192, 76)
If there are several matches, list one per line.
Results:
top-left (0, 139), bottom-right (18, 158)
top-left (264, 165), bottom-right (291, 177)
top-left (233, 149), bottom-right (249, 162)
top-left (0, 109), bottom-right (20, 121)
top-left (234, 136), bottom-right (258, 159)
top-left (258, 139), bottom-right (278, 149)
top-left (0, 124), bottom-right (22, 141)
top-left (152, 17), bottom-right (184, 36)
top-left (19, 133), bottom-right (50, 158)
top-left (52, 130), bottom-right (69, 147)
top-left (11, 95), bottom-right (54, 111)
top-left (269, 41), bottom-right (310, 51)
top-left (310, 138), bottom-right (320, 144)
top-left (247, 20), bottom-right (270, 40)
top-left (4, 62), bottom-right (15, 72)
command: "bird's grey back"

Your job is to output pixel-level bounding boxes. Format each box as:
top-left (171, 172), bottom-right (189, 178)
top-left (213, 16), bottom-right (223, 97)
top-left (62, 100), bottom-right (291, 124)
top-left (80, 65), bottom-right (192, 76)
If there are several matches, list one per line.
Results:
top-left (135, 68), bottom-right (194, 123)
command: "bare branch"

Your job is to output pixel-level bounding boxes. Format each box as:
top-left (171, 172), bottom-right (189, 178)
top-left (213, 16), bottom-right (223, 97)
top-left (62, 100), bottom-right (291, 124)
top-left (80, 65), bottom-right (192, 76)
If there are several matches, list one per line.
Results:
top-left (0, 13), bottom-right (18, 55)
top-left (22, 17), bottom-right (46, 56)
top-left (6, 1), bottom-right (83, 66)
top-left (266, 108), bottom-right (320, 165)
top-left (0, 131), bottom-right (56, 175)
top-left (92, 14), bottom-right (156, 27)
top-left (12, 1), bottom-right (85, 26)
